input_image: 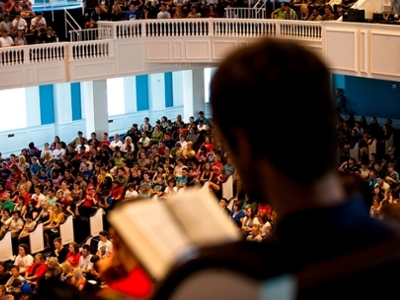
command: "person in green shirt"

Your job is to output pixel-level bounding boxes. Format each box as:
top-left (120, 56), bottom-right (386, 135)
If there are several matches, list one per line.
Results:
top-left (45, 188), bottom-right (57, 206)
top-left (2, 192), bottom-right (15, 212)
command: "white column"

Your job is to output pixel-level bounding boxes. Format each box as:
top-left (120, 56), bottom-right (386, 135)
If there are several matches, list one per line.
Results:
top-left (82, 80), bottom-right (109, 137)
top-left (25, 87), bottom-right (41, 127)
top-left (148, 73), bottom-right (166, 122)
top-left (124, 76), bottom-right (137, 113)
top-left (53, 83), bottom-right (72, 125)
top-left (181, 70), bottom-right (194, 122)
top-left (53, 83), bottom-right (74, 142)
top-left (181, 69), bottom-right (206, 122)
top-left (192, 68), bottom-right (206, 116)
top-left (172, 71), bottom-right (184, 107)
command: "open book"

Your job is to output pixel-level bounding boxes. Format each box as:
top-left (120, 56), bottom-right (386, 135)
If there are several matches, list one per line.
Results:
top-left (107, 187), bottom-right (241, 281)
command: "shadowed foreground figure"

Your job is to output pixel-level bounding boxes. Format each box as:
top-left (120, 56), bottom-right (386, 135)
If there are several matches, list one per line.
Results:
top-left (153, 39), bottom-right (400, 299)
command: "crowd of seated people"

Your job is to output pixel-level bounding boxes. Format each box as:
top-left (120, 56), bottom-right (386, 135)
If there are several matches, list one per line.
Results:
top-left (84, 0), bottom-right (249, 26)
top-left (336, 115), bottom-right (400, 217)
top-left (0, 4), bottom-right (57, 47)
top-left (0, 111), bottom-right (280, 299)
top-left (271, 0), bottom-right (357, 21)
top-left (0, 110), bottom-right (399, 299)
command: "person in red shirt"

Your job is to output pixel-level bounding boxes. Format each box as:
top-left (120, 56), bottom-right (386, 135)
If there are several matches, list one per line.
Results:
top-left (25, 253), bottom-right (48, 285)
top-left (19, 187), bottom-right (31, 206)
top-left (5, 0), bottom-right (20, 15)
top-left (66, 242), bottom-right (81, 268)
top-left (98, 132), bottom-right (111, 150)
top-left (97, 227), bottom-right (153, 299)
top-left (110, 181), bottom-right (124, 202)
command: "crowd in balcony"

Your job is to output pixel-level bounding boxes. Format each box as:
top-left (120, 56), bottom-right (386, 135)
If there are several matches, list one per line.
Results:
top-left (81, 0), bottom-right (360, 27)
top-left (0, 1), bottom-right (57, 47)
top-left (85, 0), bottom-right (243, 27)
top-left (271, 0), bottom-right (358, 20)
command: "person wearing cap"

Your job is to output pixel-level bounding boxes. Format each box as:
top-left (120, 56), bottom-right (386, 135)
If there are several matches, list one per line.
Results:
top-left (334, 4), bottom-right (345, 19)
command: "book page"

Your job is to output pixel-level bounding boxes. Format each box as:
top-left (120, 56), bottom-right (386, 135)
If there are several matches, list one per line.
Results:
top-left (166, 187), bottom-right (241, 247)
top-left (108, 200), bottom-right (192, 281)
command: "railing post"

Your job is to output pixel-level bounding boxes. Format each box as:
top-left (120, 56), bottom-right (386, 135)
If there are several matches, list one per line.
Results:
top-left (208, 18), bottom-right (214, 37)
top-left (22, 46), bottom-right (29, 64)
top-left (112, 22), bottom-right (117, 39)
top-left (66, 42), bottom-right (73, 61)
top-left (275, 20), bottom-right (281, 37)
top-left (142, 21), bottom-right (147, 37)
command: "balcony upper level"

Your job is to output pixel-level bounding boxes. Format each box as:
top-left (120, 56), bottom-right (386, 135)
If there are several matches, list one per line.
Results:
top-left (0, 18), bottom-right (399, 90)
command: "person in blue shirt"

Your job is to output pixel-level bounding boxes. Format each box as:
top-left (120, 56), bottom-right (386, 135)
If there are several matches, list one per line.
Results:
top-left (176, 167), bottom-right (189, 189)
top-left (99, 189), bottom-right (113, 211)
top-left (194, 111), bottom-right (209, 125)
top-left (125, 4), bottom-right (141, 20)
top-left (29, 157), bottom-right (41, 175)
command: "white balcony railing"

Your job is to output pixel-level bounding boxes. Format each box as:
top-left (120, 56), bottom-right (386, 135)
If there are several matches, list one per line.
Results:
top-left (0, 19), bottom-right (319, 67)
top-left (68, 40), bottom-right (113, 60)
top-left (0, 42), bottom-right (67, 66)
top-left (96, 19), bottom-right (322, 40)
top-left (2, 19), bottom-right (400, 90)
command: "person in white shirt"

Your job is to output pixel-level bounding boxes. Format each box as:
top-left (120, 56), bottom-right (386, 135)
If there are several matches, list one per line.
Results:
top-left (110, 134), bottom-right (123, 151)
top-left (138, 131), bottom-right (151, 148)
top-left (97, 231), bottom-right (113, 259)
top-left (14, 244), bottom-right (34, 274)
top-left (0, 29), bottom-right (13, 47)
top-left (157, 4), bottom-right (171, 18)
top-left (12, 12), bottom-right (27, 33)
top-left (79, 245), bottom-right (93, 275)
top-left (40, 142), bottom-right (52, 161)
top-left (30, 11), bottom-right (46, 38)
top-left (197, 120), bottom-right (208, 132)
top-left (52, 143), bottom-right (66, 159)
top-left (124, 183), bottom-right (139, 199)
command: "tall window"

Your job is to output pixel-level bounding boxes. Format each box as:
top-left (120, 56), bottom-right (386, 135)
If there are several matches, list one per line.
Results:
top-left (107, 77), bottom-right (125, 116)
top-left (0, 88), bottom-right (27, 131)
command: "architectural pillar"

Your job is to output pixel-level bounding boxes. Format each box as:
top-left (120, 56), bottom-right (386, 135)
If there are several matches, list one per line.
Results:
top-left (124, 76), bottom-right (137, 114)
top-left (148, 73), bottom-right (166, 122)
top-left (181, 69), bottom-right (206, 122)
top-left (82, 80), bottom-right (109, 137)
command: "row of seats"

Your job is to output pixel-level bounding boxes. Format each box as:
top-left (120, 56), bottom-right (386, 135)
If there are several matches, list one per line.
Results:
top-left (0, 208), bottom-right (104, 262)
